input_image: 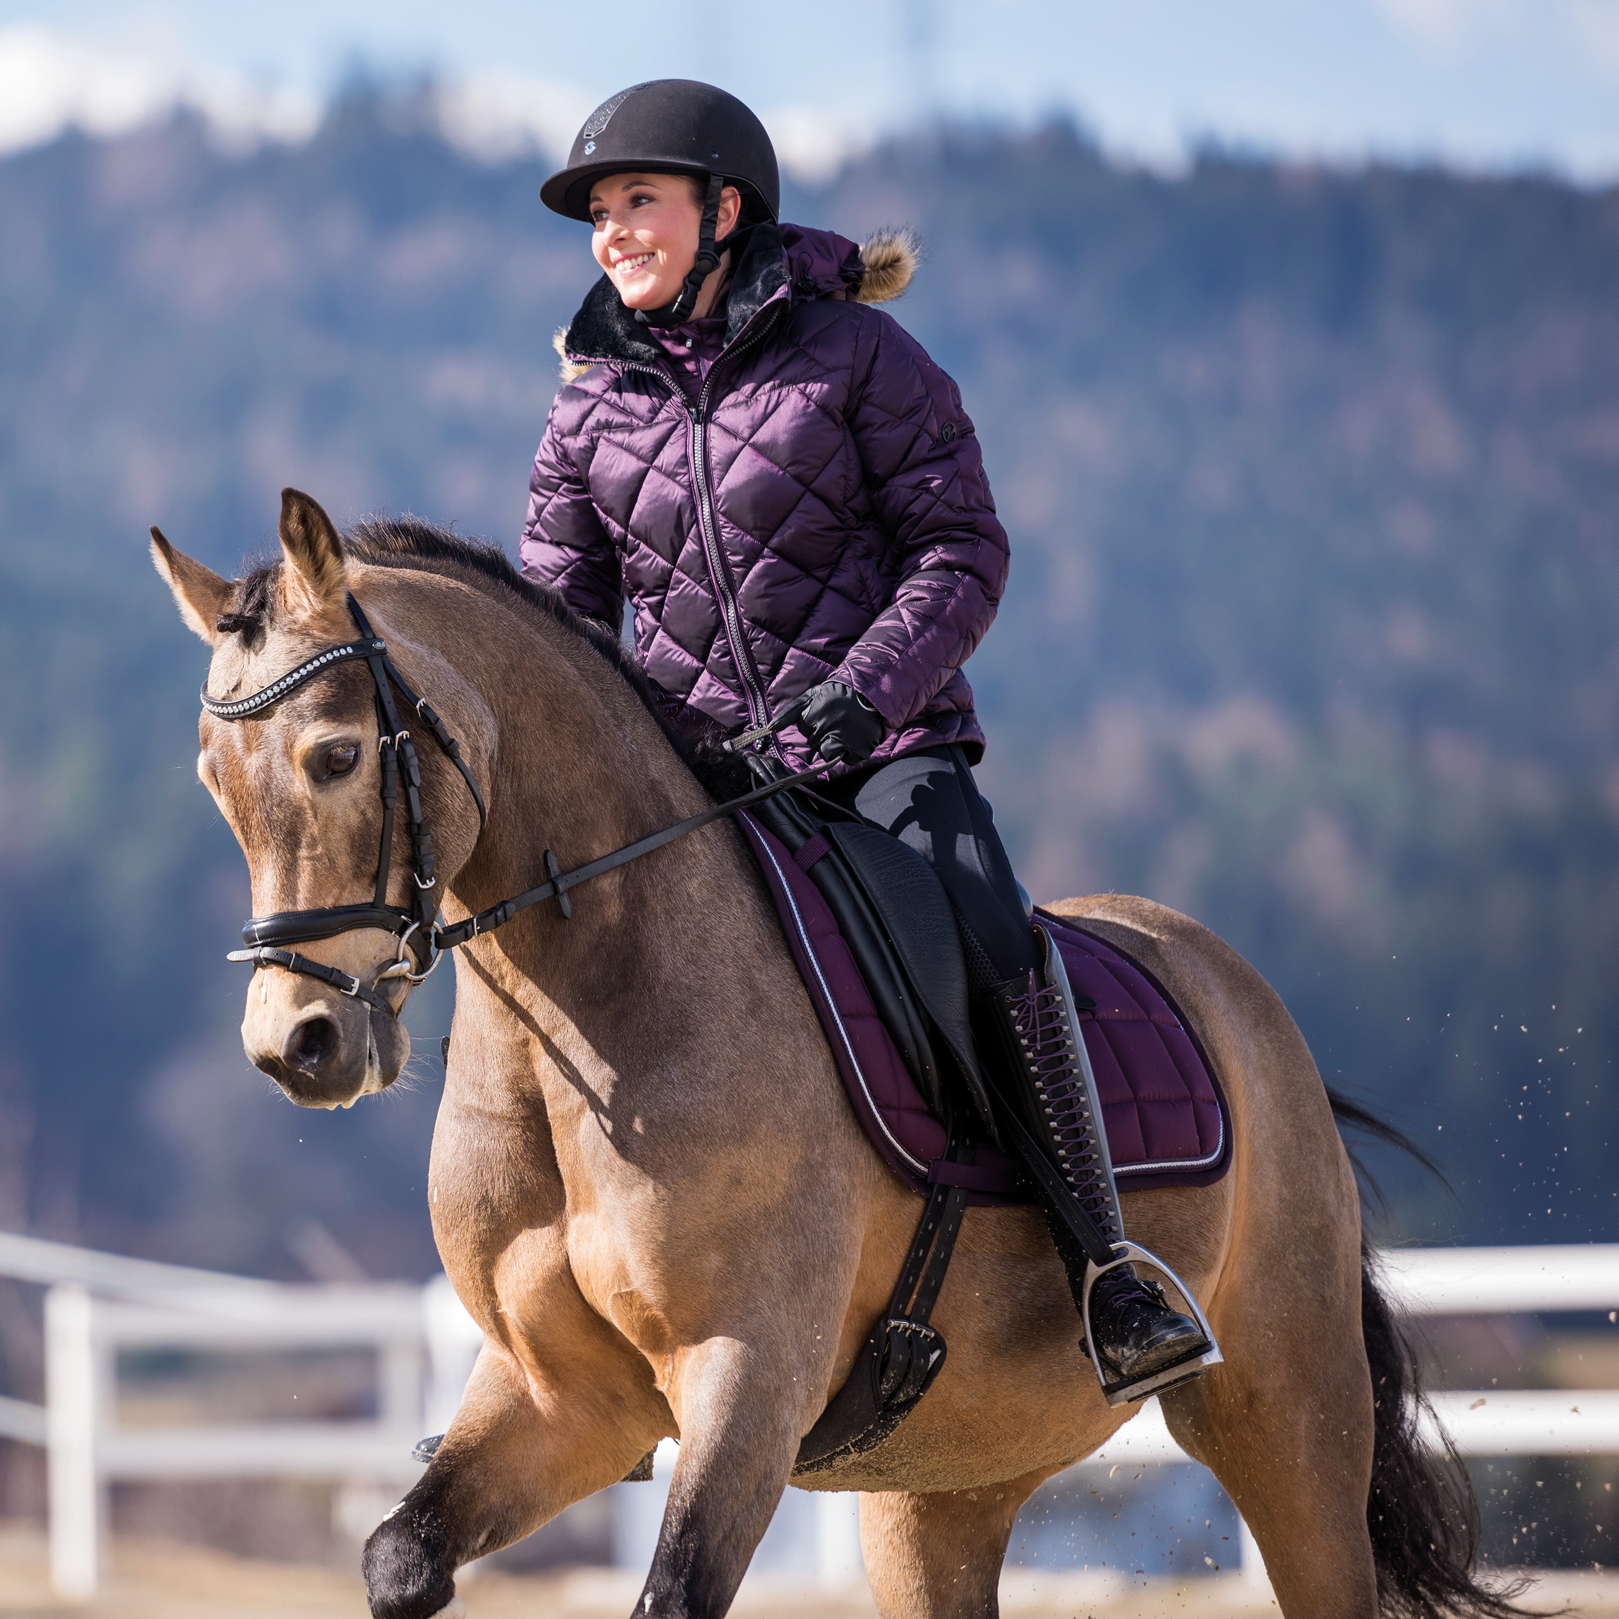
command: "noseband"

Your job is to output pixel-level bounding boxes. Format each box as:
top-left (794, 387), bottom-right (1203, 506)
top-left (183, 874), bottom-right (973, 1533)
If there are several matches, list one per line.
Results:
top-left (201, 592), bottom-right (826, 1015)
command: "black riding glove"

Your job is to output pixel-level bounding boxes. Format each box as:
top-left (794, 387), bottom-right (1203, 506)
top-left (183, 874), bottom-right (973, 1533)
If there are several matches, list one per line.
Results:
top-left (795, 680), bottom-right (886, 767)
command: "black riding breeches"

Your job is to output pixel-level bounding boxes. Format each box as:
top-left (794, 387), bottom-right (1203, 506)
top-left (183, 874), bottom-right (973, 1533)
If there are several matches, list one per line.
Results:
top-left (815, 744), bottom-right (1041, 984)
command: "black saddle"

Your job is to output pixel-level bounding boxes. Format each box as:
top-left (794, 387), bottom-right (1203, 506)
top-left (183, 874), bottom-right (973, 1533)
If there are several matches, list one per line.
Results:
top-left (743, 781), bottom-right (998, 1138)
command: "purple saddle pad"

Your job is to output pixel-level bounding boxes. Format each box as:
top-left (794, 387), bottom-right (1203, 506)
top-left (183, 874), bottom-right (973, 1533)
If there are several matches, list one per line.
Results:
top-left (735, 811), bottom-right (1230, 1204)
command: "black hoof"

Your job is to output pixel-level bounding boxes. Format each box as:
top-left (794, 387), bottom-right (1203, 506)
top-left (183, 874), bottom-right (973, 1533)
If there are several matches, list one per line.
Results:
top-left (363, 1498), bottom-right (455, 1619)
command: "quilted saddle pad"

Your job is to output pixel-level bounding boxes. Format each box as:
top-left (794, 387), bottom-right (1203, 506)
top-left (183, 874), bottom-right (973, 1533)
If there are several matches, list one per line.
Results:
top-left (735, 811), bottom-right (1230, 1204)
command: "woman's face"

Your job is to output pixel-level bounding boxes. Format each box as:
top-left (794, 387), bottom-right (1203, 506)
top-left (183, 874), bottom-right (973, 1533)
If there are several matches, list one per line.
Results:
top-left (588, 172), bottom-right (740, 311)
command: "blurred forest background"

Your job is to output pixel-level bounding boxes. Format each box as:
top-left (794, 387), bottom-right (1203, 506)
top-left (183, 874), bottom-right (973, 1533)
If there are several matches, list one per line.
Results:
top-left (0, 75), bottom-right (1613, 1294)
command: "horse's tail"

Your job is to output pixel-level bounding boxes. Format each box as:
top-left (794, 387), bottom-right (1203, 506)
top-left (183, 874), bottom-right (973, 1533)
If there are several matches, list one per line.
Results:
top-left (1328, 1089), bottom-right (1540, 1619)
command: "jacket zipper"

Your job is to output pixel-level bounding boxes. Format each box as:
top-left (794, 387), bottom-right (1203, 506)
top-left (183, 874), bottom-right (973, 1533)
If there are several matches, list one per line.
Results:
top-left (576, 304), bottom-right (788, 762)
top-left (686, 310), bottom-right (782, 747)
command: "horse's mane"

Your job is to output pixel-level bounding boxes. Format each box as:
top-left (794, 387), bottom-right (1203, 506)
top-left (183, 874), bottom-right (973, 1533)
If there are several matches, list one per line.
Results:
top-left (226, 515), bottom-right (753, 799)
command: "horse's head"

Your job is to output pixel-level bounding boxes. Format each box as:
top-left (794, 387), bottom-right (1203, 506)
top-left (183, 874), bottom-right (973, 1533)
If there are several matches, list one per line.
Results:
top-left (150, 489), bottom-right (486, 1108)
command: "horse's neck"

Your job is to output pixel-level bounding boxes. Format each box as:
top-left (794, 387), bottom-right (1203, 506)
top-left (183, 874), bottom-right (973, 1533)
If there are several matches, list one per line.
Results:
top-left (433, 591), bottom-right (776, 1113)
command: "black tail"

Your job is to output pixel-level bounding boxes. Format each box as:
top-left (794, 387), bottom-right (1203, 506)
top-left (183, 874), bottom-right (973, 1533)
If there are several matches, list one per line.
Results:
top-left (1329, 1089), bottom-right (1540, 1619)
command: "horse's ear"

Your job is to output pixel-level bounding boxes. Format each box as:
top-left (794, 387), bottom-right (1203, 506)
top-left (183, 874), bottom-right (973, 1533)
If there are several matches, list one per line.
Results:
top-left (150, 526), bottom-right (234, 645)
top-left (277, 488), bottom-right (347, 619)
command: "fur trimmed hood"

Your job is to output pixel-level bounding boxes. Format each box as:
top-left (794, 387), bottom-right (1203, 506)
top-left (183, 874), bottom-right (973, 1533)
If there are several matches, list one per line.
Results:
top-left (553, 221), bottom-right (920, 383)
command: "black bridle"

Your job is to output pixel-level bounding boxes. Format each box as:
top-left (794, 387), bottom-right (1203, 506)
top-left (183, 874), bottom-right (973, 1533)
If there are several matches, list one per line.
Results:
top-left (203, 593), bottom-right (823, 1014)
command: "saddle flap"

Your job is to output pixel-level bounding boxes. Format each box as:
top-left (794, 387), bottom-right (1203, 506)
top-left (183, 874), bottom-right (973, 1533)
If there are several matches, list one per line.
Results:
top-left (818, 820), bottom-right (991, 1119)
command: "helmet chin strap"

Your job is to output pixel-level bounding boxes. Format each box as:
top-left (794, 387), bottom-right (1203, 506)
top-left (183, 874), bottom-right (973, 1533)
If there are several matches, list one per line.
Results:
top-left (634, 172), bottom-right (726, 328)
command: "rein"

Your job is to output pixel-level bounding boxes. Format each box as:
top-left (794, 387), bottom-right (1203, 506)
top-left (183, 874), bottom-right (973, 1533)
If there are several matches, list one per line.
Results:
top-left (203, 593), bottom-right (822, 1013)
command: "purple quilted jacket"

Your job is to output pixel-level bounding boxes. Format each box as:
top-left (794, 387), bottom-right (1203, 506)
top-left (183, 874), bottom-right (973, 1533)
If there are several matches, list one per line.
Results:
top-left (519, 219), bottom-right (1010, 776)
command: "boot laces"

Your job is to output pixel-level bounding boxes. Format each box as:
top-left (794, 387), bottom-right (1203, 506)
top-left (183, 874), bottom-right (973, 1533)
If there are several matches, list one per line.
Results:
top-left (1011, 976), bottom-right (1101, 1173)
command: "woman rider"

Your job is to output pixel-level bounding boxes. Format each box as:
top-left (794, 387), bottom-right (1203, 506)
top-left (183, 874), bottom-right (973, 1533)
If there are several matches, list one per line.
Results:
top-left (521, 78), bottom-right (1212, 1403)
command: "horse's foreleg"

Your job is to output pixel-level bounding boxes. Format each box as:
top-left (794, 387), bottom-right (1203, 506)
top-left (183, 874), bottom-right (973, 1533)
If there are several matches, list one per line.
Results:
top-left (857, 1469), bottom-right (1051, 1619)
top-left (363, 1341), bottom-right (657, 1619)
top-left (635, 1335), bottom-right (831, 1619)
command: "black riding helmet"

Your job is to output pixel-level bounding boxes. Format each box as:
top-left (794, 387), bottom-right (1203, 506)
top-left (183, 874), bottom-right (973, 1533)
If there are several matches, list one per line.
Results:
top-left (540, 79), bottom-right (779, 327)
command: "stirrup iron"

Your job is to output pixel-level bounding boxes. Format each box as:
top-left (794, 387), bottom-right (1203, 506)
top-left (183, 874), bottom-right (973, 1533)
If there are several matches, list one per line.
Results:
top-left (1080, 1242), bottom-right (1223, 1405)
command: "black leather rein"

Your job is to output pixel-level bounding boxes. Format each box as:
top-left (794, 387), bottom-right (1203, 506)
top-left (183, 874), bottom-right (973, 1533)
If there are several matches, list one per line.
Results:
top-left (202, 593), bottom-right (823, 1014)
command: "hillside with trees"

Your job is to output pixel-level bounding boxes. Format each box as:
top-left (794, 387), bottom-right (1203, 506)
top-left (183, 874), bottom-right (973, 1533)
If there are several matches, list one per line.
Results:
top-left (0, 81), bottom-right (1614, 1282)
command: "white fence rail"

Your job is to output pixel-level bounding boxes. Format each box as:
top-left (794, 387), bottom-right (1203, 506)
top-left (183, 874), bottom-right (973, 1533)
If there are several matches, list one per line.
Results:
top-left (1, 1232), bottom-right (1614, 1600)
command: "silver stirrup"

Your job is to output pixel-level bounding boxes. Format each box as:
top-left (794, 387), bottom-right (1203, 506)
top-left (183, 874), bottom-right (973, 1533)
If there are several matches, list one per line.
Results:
top-left (1080, 1242), bottom-right (1224, 1406)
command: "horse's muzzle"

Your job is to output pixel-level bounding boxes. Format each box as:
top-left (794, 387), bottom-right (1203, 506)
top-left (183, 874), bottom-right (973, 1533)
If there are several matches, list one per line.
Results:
top-left (244, 985), bottom-right (408, 1108)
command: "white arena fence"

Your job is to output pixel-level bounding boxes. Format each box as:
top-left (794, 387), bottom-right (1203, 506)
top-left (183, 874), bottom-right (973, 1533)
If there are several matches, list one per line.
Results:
top-left (0, 1229), bottom-right (1613, 1600)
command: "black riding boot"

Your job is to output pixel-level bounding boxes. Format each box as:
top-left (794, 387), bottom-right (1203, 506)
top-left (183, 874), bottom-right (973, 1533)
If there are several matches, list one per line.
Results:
top-left (983, 924), bottom-right (1219, 1404)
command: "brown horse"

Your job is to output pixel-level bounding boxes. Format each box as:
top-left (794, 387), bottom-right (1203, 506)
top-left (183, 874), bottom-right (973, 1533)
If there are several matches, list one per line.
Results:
top-left (151, 491), bottom-right (1527, 1619)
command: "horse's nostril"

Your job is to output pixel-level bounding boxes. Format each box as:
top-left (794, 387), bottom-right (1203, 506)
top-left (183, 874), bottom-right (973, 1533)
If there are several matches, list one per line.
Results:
top-left (286, 1015), bottom-right (340, 1075)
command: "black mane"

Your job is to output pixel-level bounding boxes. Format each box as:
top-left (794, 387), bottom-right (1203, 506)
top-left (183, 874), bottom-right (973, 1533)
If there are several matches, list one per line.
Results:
top-left (226, 515), bottom-right (753, 799)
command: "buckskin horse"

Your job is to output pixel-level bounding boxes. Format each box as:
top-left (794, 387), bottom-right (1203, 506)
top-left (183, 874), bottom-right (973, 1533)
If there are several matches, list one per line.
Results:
top-left (150, 490), bottom-right (1526, 1619)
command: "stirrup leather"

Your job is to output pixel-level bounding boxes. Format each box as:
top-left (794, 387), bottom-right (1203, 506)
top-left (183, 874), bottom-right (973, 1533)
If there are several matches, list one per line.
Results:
top-left (1080, 1242), bottom-right (1223, 1405)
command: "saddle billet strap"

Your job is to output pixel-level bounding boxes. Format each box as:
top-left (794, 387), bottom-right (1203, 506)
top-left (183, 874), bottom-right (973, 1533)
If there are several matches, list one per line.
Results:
top-left (890, 1170), bottom-right (969, 1324)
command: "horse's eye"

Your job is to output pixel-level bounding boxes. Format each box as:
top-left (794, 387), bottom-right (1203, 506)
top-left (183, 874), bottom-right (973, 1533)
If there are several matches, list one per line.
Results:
top-left (324, 743), bottom-right (360, 778)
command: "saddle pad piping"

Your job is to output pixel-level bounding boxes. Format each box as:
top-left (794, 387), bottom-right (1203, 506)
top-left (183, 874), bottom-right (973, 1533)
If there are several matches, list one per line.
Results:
top-left (747, 822), bottom-right (931, 1179)
top-left (1115, 1118), bottom-right (1225, 1177)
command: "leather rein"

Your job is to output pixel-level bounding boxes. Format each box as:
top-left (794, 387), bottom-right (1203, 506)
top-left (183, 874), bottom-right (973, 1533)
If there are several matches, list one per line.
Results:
top-left (203, 592), bottom-right (823, 1014)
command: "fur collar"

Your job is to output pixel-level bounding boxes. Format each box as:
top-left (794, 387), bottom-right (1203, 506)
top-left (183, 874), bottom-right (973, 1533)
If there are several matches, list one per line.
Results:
top-left (554, 223), bottom-right (920, 384)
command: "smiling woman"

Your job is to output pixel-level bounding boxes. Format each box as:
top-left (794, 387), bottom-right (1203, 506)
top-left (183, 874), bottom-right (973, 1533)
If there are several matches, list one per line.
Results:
top-left (588, 171), bottom-right (744, 319)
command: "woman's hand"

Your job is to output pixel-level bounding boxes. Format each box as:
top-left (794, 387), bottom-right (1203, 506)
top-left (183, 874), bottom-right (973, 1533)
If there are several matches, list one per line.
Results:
top-left (795, 681), bottom-right (885, 767)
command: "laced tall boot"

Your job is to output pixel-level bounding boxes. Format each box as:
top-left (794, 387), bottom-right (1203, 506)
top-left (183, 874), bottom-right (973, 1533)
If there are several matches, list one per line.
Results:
top-left (983, 923), bottom-right (1220, 1404)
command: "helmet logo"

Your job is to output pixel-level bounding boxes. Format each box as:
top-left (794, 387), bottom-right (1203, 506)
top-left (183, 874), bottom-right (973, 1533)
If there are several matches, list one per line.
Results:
top-left (581, 82), bottom-right (653, 141)
top-left (583, 140), bottom-right (596, 155)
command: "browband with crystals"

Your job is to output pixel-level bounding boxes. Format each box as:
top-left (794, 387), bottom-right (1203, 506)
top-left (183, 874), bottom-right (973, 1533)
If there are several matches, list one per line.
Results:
top-left (200, 639), bottom-right (385, 719)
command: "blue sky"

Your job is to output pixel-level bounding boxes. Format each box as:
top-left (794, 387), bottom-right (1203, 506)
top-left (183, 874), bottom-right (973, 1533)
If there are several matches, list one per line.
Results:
top-left (2, 0), bottom-right (1616, 179)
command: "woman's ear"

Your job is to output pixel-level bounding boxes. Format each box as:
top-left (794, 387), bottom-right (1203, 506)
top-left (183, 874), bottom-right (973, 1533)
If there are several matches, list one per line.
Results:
top-left (717, 183), bottom-right (743, 243)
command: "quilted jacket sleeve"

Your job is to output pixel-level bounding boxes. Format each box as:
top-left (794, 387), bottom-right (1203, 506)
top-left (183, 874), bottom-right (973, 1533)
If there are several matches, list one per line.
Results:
top-left (827, 313), bottom-right (1010, 732)
top-left (519, 407), bottom-right (623, 630)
